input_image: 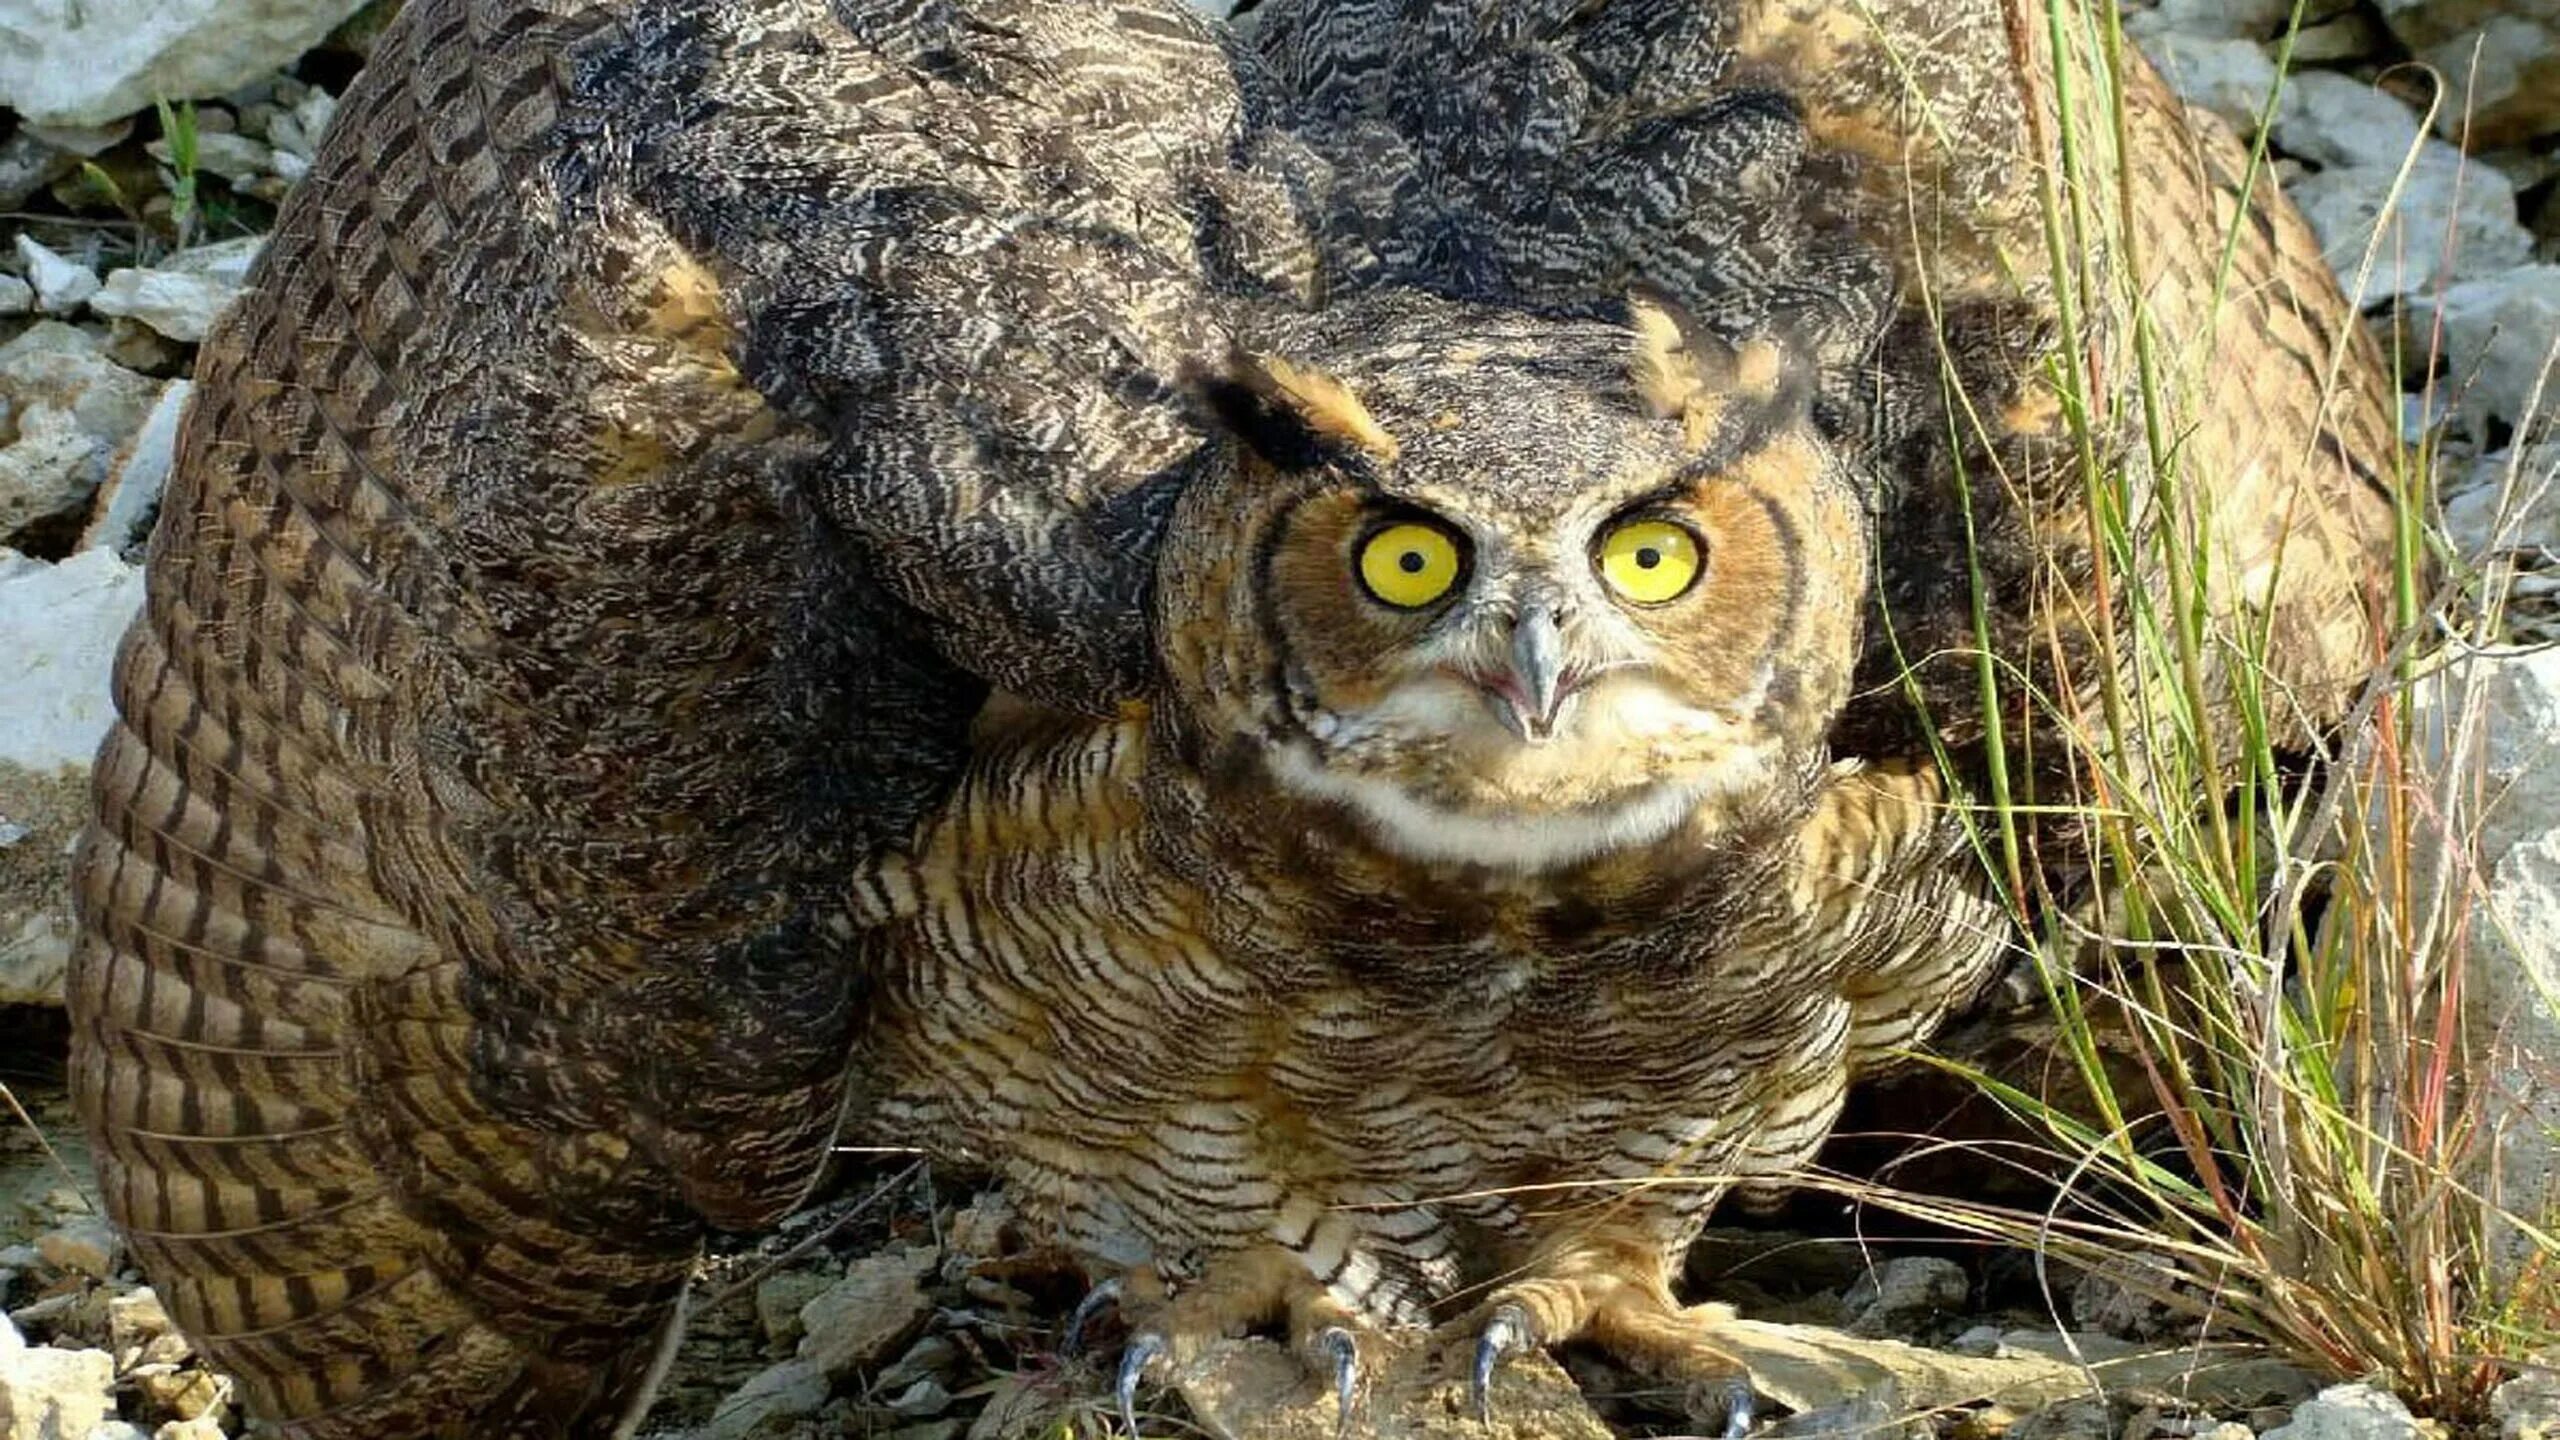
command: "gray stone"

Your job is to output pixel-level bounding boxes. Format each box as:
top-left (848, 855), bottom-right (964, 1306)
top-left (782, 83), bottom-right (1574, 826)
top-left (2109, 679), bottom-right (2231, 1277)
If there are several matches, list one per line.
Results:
top-left (78, 379), bottom-right (187, 558)
top-left (2441, 444), bottom-right (2559, 561)
top-left (2291, 144), bottom-right (2534, 304)
top-left (2140, 35), bottom-right (2281, 130)
top-left (2405, 264), bottom-right (2560, 439)
top-left (2126, 0), bottom-right (2295, 42)
top-left (11, 240), bottom-right (95, 319)
top-left (1842, 1256), bottom-right (1969, 1337)
top-left (694, 1357), bottom-right (830, 1440)
top-left (0, 548), bottom-right (146, 775)
top-left (0, 132), bottom-right (81, 213)
top-left (2495, 1366), bottom-right (2560, 1440)
top-left (0, 1340), bottom-right (115, 1440)
top-left (2375, 0), bottom-right (2560, 150)
top-left (2070, 1250), bottom-right (2187, 1340)
top-left (87, 265), bottom-right (239, 345)
top-left (0, 325), bottom-right (165, 538)
top-left (82, 1423), bottom-right (150, 1440)
top-left (797, 1244), bottom-right (936, 1380)
top-left (0, 0), bottom-right (374, 127)
top-left (750, 1269), bottom-right (834, 1350)
top-left (2275, 71), bottom-right (2429, 171)
top-left (0, 279), bottom-right (30, 318)
top-left (2261, 1383), bottom-right (2426, 1440)
top-left (0, 407), bottom-right (105, 545)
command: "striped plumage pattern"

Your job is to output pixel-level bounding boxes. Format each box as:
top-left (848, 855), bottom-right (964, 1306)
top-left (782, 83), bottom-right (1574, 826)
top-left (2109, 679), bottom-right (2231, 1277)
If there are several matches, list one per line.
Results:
top-left (66, 0), bottom-right (2397, 1434)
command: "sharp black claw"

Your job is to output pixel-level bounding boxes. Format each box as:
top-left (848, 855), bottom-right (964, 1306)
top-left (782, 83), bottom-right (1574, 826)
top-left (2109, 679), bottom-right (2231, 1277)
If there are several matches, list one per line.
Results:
top-left (1063, 1277), bottom-right (1123, 1356)
top-left (1469, 1304), bottom-right (1532, 1427)
top-left (1319, 1326), bottom-right (1358, 1440)
top-left (1719, 1376), bottom-right (1758, 1438)
top-left (1117, 1330), bottom-right (1166, 1437)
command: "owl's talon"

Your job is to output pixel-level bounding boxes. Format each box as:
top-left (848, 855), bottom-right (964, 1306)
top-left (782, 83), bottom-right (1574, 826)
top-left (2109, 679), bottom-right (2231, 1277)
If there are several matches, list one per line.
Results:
top-left (1117, 1330), bottom-right (1167, 1437)
top-left (1063, 1276), bottom-right (1123, 1356)
top-left (1318, 1325), bottom-right (1358, 1440)
top-left (1470, 1302), bottom-right (1534, 1425)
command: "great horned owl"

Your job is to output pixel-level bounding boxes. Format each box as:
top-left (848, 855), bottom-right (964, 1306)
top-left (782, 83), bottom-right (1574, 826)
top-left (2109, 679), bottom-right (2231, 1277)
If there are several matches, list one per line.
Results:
top-left (859, 289), bottom-right (2013, 1432)
top-left (66, 0), bottom-right (2397, 1436)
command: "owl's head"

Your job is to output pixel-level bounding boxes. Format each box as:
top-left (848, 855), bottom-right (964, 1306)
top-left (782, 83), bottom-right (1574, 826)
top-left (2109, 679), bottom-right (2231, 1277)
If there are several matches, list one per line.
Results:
top-left (1154, 291), bottom-right (1876, 872)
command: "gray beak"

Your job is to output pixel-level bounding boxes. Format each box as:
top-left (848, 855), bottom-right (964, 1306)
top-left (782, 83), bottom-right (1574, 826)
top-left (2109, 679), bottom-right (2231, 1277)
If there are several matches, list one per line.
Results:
top-left (1487, 606), bottom-right (1570, 743)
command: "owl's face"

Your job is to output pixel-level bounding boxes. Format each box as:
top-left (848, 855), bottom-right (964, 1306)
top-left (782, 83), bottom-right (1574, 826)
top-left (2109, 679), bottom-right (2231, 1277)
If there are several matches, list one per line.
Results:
top-left (1155, 294), bottom-right (1877, 872)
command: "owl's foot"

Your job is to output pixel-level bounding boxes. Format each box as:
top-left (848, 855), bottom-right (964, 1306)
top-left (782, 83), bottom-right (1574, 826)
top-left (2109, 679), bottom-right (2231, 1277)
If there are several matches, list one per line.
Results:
top-left (1108, 1250), bottom-right (1371, 1438)
top-left (1462, 1253), bottom-right (1762, 1437)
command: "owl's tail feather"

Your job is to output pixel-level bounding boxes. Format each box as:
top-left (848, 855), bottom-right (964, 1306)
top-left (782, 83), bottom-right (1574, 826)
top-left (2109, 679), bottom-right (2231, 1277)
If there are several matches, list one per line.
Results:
top-left (69, 616), bottom-right (699, 1440)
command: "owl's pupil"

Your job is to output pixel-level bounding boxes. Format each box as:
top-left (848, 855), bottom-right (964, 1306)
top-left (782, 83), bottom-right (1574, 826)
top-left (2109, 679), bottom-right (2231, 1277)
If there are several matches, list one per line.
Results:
top-left (1398, 550), bottom-right (1427, 574)
top-left (1636, 547), bottom-right (1662, 569)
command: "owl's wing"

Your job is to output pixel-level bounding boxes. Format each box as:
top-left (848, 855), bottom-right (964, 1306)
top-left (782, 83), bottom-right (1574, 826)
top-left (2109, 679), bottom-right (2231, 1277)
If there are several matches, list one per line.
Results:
top-left (1243, 0), bottom-right (2399, 764)
top-left (70, 0), bottom-right (1307, 1435)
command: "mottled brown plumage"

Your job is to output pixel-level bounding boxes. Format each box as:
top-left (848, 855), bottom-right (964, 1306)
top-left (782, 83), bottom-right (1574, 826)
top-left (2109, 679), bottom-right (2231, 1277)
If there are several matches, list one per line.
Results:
top-left (66, 0), bottom-right (2396, 1435)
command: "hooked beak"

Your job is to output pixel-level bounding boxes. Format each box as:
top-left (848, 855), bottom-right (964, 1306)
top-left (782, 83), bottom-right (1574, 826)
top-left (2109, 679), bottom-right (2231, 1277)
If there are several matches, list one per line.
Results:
top-left (1478, 607), bottom-right (1574, 744)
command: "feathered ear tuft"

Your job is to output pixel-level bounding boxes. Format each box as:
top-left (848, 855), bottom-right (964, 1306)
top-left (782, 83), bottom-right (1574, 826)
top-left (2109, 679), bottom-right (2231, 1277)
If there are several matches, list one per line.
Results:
top-left (1191, 346), bottom-right (1399, 470)
top-left (1628, 286), bottom-right (1793, 450)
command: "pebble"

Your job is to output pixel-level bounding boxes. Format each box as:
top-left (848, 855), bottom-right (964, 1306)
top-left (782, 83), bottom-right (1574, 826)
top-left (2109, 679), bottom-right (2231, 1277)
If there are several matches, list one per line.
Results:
top-left (13, 237), bottom-right (98, 318)
top-left (2262, 1383), bottom-right (2432, 1440)
top-left (33, 1218), bottom-right (118, 1282)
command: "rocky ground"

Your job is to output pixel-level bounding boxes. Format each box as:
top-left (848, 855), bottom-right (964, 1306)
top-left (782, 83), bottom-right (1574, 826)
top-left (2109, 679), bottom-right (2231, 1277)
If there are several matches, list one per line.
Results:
top-left (3, 0), bottom-right (2559, 1437)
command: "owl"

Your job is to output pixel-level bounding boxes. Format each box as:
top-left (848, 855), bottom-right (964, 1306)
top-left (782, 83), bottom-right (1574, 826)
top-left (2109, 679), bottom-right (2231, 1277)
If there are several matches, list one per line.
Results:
top-left (855, 288), bottom-right (2013, 1433)
top-left (63, 0), bottom-right (2398, 1436)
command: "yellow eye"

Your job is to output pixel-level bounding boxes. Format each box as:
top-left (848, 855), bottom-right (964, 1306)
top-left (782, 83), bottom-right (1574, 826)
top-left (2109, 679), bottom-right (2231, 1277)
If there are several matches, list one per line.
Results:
top-left (1596, 518), bottom-right (1703, 604)
top-left (1357, 522), bottom-right (1465, 609)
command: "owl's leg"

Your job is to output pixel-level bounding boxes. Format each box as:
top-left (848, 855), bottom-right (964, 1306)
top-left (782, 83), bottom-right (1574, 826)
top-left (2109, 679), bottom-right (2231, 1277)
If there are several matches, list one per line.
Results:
top-left (1464, 1238), bottom-right (1760, 1437)
top-left (1112, 1247), bottom-right (1372, 1438)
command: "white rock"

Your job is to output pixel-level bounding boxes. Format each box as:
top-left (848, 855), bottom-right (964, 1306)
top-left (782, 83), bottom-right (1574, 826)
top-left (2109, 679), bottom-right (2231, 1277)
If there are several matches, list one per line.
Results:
top-left (12, 238), bottom-right (98, 318)
top-left (0, 0), bottom-right (373, 128)
top-left (87, 269), bottom-right (236, 346)
top-left (797, 1244), bottom-right (936, 1380)
top-left (0, 323), bottom-right (163, 447)
top-left (2275, 71), bottom-right (2429, 171)
top-left (2495, 1365), bottom-right (2560, 1440)
top-left (2139, 34), bottom-right (2281, 130)
top-left (150, 1423), bottom-right (222, 1440)
top-left (2442, 444), bottom-right (2559, 560)
top-left (0, 278), bottom-right (30, 317)
top-left (2291, 144), bottom-right (2535, 304)
top-left (2262, 1383), bottom-right (2427, 1440)
top-left (2406, 264), bottom-right (2560, 439)
top-left (79, 380), bottom-right (188, 557)
top-left (0, 406), bottom-right (107, 543)
top-left (0, 1341), bottom-right (115, 1440)
top-left (83, 1423), bottom-right (151, 1440)
top-left (1184, 0), bottom-right (1241, 15)
top-left (2126, 0), bottom-right (2295, 42)
top-left (0, 548), bottom-right (147, 775)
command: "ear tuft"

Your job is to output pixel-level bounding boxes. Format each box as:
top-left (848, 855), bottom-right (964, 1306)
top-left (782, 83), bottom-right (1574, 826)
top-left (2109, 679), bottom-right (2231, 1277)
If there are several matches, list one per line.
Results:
top-left (1627, 287), bottom-right (1735, 449)
top-left (1192, 346), bottom-right (1398, 471)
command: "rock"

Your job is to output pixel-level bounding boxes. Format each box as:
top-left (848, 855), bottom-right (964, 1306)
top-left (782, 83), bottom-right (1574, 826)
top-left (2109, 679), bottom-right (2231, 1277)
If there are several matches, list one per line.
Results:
top-left (2291, 144), bottom-right (2536, 304)
top-left (0, 1340), bottom-right (115, 1440)
top-left (2375, 0), bottom-right (2560, 150)
top-left (2404, 265), bottom-right (2560, 439)
top-left (82, 1423), bottom-right (149, 1440)
top-left (76, 379), bottom-right (186, 559)
top-left (693, 1356), bottom-right (830, 1440)
top-left (0, 548), bottom-right (146, 1006)
top-left (2456, 648), bottom-right (2560, 1277)
top-left (2289, 11), bottom-right (2390, 65)
top-left (2070, 1251), bottom-right (2187, 1341)
top-left (150, 1422), bottom-right (222, 1440)
top-left (2261, 1383), bottom-right (2428, 1440)
top-left (31, 1220), bottom-right (117, 1282)
top-left (2126, 0), bottom-right (2295, 41)
top-left (1842, 1256), bottom-right (1970, 1337)
top-left (751, 1269), bottom-right (835, 1350)
top-left (11, 241), bottom-right (97, 320)
top-left (104, 1291), bottom-right (183, 1374)
top-left (263, 89), bottom-right (338, 162)
top-left (0, 279), bottom-right (30, 318)
top-left (886, 1377), bottom-right (952, 1418)
top-left (2275, 72), bottom-right (2430, 171)
top-left (0, 0), bottom-right (374, 128)
top-left (0, 132), bottom-right (82, 213)
top-left (2441, 444), bottom-right (2559, 560)
top-left (2140, 35), bottom-right (2281, 130)
top-left (87, 266), bottom-right (238, 345)
top-left (0, 407), bottom-right (107, 546)
top-left (2495, 1365), bottom-right (2560, 1440)
top-left (128, 1365), bottom-right (225, 1425)
top-left (797, 1244), bottom-right (936, 1380)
